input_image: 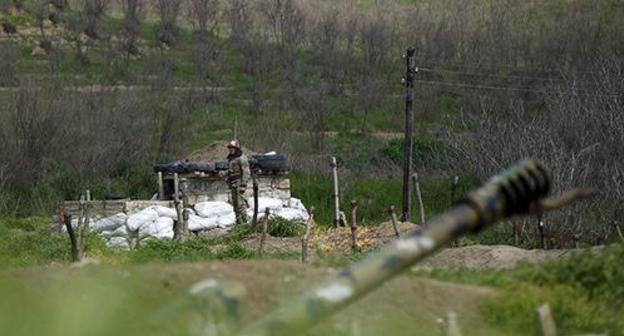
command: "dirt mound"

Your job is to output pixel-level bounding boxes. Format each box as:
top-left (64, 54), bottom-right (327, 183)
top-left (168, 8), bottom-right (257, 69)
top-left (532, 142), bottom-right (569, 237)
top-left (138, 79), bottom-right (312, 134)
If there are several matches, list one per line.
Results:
top-left (416, 245), bottom-right (591, 270)
top-left (184, 141), bottom-right (257, 164)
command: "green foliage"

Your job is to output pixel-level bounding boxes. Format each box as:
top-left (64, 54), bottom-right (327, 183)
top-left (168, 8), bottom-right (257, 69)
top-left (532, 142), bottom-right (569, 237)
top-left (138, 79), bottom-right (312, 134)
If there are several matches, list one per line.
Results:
top-left (417, 244), bottom-right (624, 335)
top-left (512, 244), bottom-right (624, 308)
top-left (0, 217), bottom-right (110, 267)
top-left (129, 238), bottom-right (214, 264)
top-left (215, 242), bottom-right (255, 260)
top-left (266, 217), bottom-right (305, 237)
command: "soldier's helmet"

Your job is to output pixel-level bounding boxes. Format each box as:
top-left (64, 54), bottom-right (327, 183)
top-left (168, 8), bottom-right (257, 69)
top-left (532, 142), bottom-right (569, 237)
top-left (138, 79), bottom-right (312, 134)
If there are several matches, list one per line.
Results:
top-left (227, 139), bottom-right (241, 150)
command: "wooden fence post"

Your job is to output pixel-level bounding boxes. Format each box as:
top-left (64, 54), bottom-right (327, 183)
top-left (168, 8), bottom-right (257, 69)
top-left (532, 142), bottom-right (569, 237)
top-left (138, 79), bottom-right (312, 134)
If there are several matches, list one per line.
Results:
top-left (412, 173), bottom-right (425, 227)
top-left (158, 172), bottom-right (165, 200)
top-left (331, 157), bottom-right (341, 227)
top-left (173, 173), bottom-right (187, 241)
top-left (252, 172), bottom-right (259, 229)
top-left (64, 214), bottom-right (79, 262)
top-left (614, 222), bottom-right (624, 244)
top-left (450, 175), bottom-right (459, 205)
top-left (537, 215), bottom-right (546, 249)
top-left (259, 208), bottom-right (270, 256)
top-left (301, 206), bottom-right (315, 264)
top-left (350, 200), bottom-right (359, 252)
top-left (513, 221), bottom-right (521, 246)
top-left (536, 304), bottom-right (557, 336)
top-left (389, 205), bottom-right (400, 238)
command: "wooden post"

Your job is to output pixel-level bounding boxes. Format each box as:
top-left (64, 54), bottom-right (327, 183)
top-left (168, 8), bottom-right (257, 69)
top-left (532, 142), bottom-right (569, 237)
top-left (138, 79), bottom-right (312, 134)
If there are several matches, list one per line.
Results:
top-left (614, 223), bottom-right (624, 244)
top-left (252, 172), bottom-right (259, 229)
top-left (331, 157), bottom-right (341, 227)
top-left (402, 47), bottom-right (417, 222)
top-left (259, 208), bottom-right (270, 256)
top-left (301, 206), bottom-right (315, 264)
top-left (389, 205), bottom-right (400, 238)
top-left (537, 215), bottom-right (546, 249)
top-left (158, 172), bottom-right (165, 200)
top-left (445, 311), bottom-right (462, 336)
top-left (536, 304), bottom-right (557, 336)
top-left (412, 173), bottom-right (425, 227)
top-left (64, 214), bottom-right (79, 262)
top-left (513, 221), bottom-right (521, 246)
top-left (573, 233), bottom-right (581, 248)
top-left (450, 175), bottom-right (459, 205)
top-left (350, 200), bottom-right (359, 252)
top-left (173, 173), bottom-right (187, 241)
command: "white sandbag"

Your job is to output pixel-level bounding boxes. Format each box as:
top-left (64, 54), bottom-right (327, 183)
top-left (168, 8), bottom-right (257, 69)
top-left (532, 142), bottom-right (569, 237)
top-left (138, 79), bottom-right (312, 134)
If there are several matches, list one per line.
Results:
top-left (99, 224), bottom-right (128, 239)
top-left (217, 213), bottom-right (236, 228)
top-left (107, 236), bottom-right (130, 250)
top-left (92, 213), bottom-right (127, 233)
top-left (152, 206), bottom-right (178, 219)
top-left (287, 198), bottom-right (307, 212)
top-left (188, 214), bottom-right (219, 232)
top-left (257, 197), bottom-right (284, 213)
top-left (139, 217), bottom-right (174, 240)
top-left (194, 201), bottom-right (233, 218)
top-left (127, 207), bottom-right (159, 231)
top-left (275, 208), bottom-right (309, 222)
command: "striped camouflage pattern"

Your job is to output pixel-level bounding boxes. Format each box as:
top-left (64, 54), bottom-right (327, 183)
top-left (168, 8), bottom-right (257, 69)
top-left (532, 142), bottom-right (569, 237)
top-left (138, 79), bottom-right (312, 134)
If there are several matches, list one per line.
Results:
top-left (238, 160), bottom-right (550, 336)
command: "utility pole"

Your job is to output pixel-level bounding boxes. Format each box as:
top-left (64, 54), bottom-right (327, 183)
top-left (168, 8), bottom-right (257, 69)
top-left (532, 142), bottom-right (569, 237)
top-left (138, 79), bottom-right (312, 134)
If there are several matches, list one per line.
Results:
top-left (401, 47), bottom-right (417, 221)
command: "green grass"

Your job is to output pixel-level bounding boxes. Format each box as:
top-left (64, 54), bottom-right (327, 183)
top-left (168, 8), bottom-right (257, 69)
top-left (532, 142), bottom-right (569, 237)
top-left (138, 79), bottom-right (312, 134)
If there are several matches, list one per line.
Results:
top-left (414, 244), bottom-right (624, 335)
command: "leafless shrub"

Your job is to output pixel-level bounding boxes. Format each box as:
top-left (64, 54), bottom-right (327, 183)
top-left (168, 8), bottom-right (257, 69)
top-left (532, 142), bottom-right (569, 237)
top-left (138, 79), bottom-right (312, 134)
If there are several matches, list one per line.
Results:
top-left (155, 0), bottom-right (182, 47)
top-left (188, 0), bottom-right (219, 34)
top-left (81, 0), bottom-right (111, 39)
top-left (259, 0), bottom-right (305, 86)
top-left (452, 57), bottom-right (624, 247)
top-left (0, 40), bottom-right (16, 86)
top-left (120, 0), bottom-right (145, 57)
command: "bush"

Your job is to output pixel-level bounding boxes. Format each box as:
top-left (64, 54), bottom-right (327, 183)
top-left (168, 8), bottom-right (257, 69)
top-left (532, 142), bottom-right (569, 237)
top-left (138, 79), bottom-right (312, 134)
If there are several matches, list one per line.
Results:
top-left (267, 217), bottom-right (305, 237)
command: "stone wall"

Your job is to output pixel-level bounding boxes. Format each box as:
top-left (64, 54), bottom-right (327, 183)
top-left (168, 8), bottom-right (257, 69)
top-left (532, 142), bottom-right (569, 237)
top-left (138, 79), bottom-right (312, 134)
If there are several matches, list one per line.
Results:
top-left (180, 174), bottom-right (291, 204)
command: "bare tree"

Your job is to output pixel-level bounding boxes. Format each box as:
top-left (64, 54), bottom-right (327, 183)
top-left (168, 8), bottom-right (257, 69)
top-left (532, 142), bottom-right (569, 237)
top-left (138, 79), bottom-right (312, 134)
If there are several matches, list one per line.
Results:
top-left (82, 0), bottom-right (111, 39)
top-left (309, 5), bottom-right (342, 94)
top-left (225, 0), bottom-right (253, 73)
top-left (259, 0), bottom-right (305, 86)
top-left (155, 0), bottom-right (183, 47)
top-left (188, 0), bottom-right (219, 34)
top-left (120, 0), bottom-right (145, 58)
top-left (356, 4), bottom-right (396, 132)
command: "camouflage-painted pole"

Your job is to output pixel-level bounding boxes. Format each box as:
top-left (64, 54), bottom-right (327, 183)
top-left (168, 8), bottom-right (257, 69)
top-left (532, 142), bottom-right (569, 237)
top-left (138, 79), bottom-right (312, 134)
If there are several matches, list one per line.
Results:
top-left (239, 160), bottom-right (584, 336)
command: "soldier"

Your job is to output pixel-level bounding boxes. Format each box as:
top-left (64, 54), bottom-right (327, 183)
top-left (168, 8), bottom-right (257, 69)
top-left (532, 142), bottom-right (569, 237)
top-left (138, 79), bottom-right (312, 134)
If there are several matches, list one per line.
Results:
top-left (226, 140), bottom-right (250, 225)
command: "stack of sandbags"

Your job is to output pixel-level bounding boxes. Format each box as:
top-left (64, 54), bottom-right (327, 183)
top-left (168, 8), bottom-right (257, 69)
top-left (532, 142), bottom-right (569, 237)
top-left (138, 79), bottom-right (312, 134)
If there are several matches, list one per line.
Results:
top-left (91, 197), bottom-right (310, 249)
top-left (246, 197), bottom-right (310, 223)
top-left (192, 201), bottom-right (235, 230)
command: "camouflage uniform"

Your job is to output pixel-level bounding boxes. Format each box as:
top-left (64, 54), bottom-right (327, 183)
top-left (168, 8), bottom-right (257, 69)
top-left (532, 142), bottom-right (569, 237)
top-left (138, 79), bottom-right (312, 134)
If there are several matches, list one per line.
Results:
top-left (227, 151), bottom-right (250, 224)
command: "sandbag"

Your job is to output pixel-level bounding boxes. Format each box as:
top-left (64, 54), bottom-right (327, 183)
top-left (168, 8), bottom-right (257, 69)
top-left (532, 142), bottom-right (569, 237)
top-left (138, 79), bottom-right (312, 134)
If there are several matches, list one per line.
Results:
top-left (127, 207), bottom-right (159, 231)
top-left (107, 236), bottom-right (130, 250)
top-left (152, 206), bottom-right (178, 219)
top-left (194, 201), bottom-right (233, 218)
top-left (99, 225), bottom-right (129, 239)
top-left (256, 197), bottom-right (284, 213)
top-left (188, 214), bottom-right (219, 232)
top-left (139, 217), bottom-right (174, 240)
top-left (217, 213), bottom-right (236, 228)
top-left (275, 208), bottom-right (309, 223)
top-left (92, 213), bottom-right (127, 233)
top-left (287, 198), bottom-right (307, 212)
